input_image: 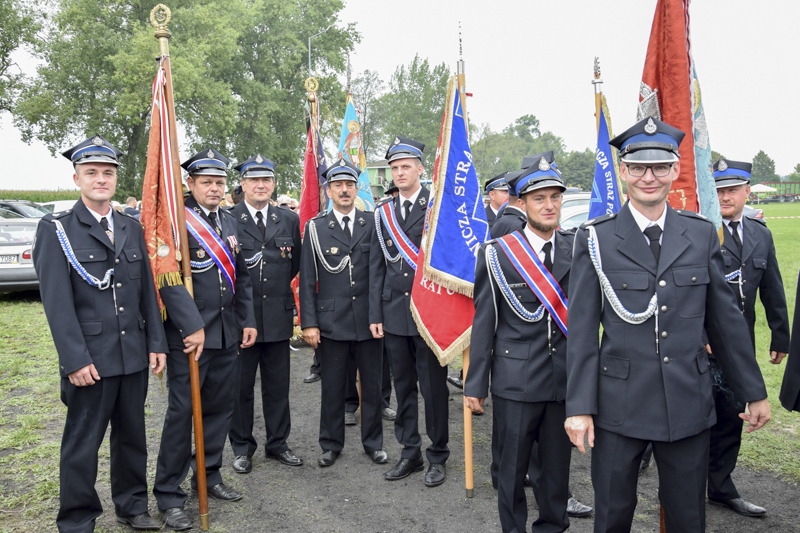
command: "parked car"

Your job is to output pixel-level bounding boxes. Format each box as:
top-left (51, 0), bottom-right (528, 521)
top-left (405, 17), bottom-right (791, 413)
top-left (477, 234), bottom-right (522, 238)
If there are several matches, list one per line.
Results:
top-left (38, 200), bottom-right (79, 214)
top-left (561, 191), bottom-right (591, 213)
top-left (0, 218), bottom-right (39, 293)
top-left (559, 205), bottom-right (590, 230)
top-left (0, 208), bottom-right (25, 219)
top-left (743, 205), bottom-right (764, 221)
top-left (0, 200), bottom-right (49, 218)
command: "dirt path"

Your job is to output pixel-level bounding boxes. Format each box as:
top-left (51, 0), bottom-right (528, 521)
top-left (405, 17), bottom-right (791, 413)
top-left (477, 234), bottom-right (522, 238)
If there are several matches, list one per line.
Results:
top-left (83, 344), bottom-right (798, 532)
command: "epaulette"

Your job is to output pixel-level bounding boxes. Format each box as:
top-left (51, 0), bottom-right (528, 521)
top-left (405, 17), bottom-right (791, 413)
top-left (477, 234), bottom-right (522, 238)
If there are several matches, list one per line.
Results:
top-left (276, 204), bottom-right (294, 212)
top-left (312, 209), bottom-right (328, 219)
top-left (558, 227), bottom-right (577, 236)
top-left (580, 212), bottom-right (616, 228)
top-left (745, 214), bottom-right (767, 226)
top-left (375, 197), bottom-right (393, 208)
top-left (119, 211), bottom-right (141, 223)
top-left (45, 209), bottom-right (74, 221)
top-left (220, 208), bottom-right (236, 220)
top-left (674, 209), bottom-right (712, 224)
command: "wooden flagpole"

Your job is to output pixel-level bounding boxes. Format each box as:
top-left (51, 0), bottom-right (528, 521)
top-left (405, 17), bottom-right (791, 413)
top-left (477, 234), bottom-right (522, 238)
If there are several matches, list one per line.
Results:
top-left (456, 52), bottom-right (475, 499)
top-left (151, 5), bottom-right (210, 530)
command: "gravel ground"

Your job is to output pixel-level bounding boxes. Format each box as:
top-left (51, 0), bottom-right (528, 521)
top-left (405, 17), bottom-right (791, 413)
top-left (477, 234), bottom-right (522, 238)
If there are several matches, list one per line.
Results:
top-left (86, 344), bottom-right (798, 532)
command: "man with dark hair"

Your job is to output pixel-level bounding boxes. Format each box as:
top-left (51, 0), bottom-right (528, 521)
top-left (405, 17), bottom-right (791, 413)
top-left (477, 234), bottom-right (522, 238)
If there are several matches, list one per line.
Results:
top-left (35, 135), bottom-right (167, 532)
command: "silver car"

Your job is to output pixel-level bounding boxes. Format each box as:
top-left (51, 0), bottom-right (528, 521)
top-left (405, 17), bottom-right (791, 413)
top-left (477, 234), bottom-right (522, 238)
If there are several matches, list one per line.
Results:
top-left (0, 219), bottom-right (39, 293)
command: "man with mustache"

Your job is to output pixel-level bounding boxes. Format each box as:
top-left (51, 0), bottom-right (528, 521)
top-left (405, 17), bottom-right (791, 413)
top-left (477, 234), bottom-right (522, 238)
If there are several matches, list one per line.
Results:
top-left (228, 154), bottom-right (303, 475)
top-left (300, 158), bottom-right (388, 467)
top-left (706, 158), bottom-right (790, 517)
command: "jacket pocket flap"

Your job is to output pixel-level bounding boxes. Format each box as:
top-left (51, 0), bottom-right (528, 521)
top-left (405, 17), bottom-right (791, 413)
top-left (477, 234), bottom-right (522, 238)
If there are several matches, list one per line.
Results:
top-left (495, 339), bottom-right (530, 360)
top-left (123, 248), bottom-right (142, 262)
top-left (599, 354), bottom-right (629, 379)
top-left (194, 298), bottom-right (205, 310)
top-left (317, 298), bottom-right (335, 312)
top-left (275, 236), bottom-right (294, 247)
top-left (360, 243), bottom-right (371, 252)
top-left (79, 321), bottom-right (102, 336)
top-left (74, 249), bottom-right (107, 262)
top-left (696, 350), bottom-right (710, 374)
top-left (606, 271), bottom-right (649, 291)
top-left (285, 296), bottom-right (295, 310)
top-left (752, 256), bottom-right (767, 269)
top-left (673, 266), bottom-right (710, 286)
top-left (240, 238), bottom-right (254, 250)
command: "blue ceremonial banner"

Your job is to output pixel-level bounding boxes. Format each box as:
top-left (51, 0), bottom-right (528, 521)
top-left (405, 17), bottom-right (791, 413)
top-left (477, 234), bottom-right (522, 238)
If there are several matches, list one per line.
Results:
top-left (330, 96), bottom-right (375, 212)
top-left (589, 100), bottom-right (623, 219)
top-left (422, 78), bottom-right (489, 295)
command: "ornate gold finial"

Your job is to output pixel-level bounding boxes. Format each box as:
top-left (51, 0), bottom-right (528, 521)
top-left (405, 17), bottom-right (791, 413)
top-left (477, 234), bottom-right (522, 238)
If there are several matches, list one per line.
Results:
top-left (150, 4), bottom-right (172, 40)
top-left (304, 77), bottom-right (319, 93)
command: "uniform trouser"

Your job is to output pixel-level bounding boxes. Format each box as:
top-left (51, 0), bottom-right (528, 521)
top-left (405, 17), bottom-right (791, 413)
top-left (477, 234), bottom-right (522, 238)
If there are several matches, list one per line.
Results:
top-left (154, 344), bottom-right (238, 510)
top-left (57, 371), bottom-right (150, 533)
top-left (344, 344), bottom-right (392, 412)
top-left (345, 354), bottom-right (360, 413)
top-left (592, 427), bottom-right (710, 533)
top-left (708, 384), bottom-right (744, 500)
top-left (384, 332), bottom-right (449, 464)
top-left (229, 340), bottom-right (291, 457)
top-left (318, 337), bottom-right (384, 453)
top-left (494, 397), bottom-right (571, 533)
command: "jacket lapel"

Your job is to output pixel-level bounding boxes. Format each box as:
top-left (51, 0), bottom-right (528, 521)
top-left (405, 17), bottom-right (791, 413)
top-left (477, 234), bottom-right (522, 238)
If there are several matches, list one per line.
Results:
top-left (327, 210), bottom-right (351, 247)
top-left (615, 204), bottom-right (657, 275)
top-left (112, 211), bottom-right (127, 258)
top-left (741, 218), bottom-right (758, 264)
top-left (261, 204), bottom-right (280, 244)
top-left (400, 187), bottom-right (428, 230)
top-left (75, 200), bottom-right (115, 252)
top-left (237, 204), bottom-right (265, 242)
top-left (349, 209), bottom-right (368, 247)
top-left (721, 222), bottom-right (741, 262)
top-left (551, 232), bottom-right (572, 283)
top-left (656, 208), bottom-right (690, 278)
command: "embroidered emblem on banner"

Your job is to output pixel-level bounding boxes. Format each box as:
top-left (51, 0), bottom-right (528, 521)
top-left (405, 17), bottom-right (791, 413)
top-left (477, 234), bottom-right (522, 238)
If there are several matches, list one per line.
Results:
top-left (494, 231), bottom-right (568, 336)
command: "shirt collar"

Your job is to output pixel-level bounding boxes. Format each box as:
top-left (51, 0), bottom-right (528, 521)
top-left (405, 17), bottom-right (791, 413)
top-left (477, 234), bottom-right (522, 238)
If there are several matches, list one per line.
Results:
top-left (398, 187), bottom-right (422, 210)
top-left (85, 204), bottom-right (114, 232)
top-left (506, 204), bottom-right (525, 214)
top-left (490, 205), bottom-right (500, 216)
top-left (332, 206), bottom-right (356, 226)
top-left (628, 202), bottom-right (667, 234)
top-left (244, 200), bottom-right (268, 221)
top-left (197, 203), bottom-right (219, 218)
top-left (523, 225), bottom-right (555, 258)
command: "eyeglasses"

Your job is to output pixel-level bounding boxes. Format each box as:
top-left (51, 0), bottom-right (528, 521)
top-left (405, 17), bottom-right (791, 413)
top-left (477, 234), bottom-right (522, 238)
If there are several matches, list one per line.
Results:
top-left (625, 163), bottom-right (673, 178)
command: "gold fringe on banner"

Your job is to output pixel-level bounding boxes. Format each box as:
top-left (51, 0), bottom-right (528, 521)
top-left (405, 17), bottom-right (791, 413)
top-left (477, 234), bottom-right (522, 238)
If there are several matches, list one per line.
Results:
top-left (411, 299), bottom-right (473, 367)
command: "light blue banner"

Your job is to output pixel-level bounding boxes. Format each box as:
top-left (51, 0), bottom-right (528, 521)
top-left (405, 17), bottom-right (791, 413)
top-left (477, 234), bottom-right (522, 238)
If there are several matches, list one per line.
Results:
top-left (329, 98), bottom-right (375, 212)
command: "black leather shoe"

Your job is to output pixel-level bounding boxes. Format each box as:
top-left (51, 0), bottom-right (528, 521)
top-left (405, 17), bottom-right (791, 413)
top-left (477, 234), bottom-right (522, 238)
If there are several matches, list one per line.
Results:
top-left (382, 407), bottom-right (396, 420)
top-left (207, 483), bottom-right (243, 502)
top-left (116, 512), bottom-right (162, 530)
top-left (162, 507), bottom-right (191, 531)
top-left (709, 497), bottom-right (766, 517)
top-left (268, 449), bottom-right (303, 466)
top-left (318, 449), bottom-right (339, 467)
top-left (446, 375), bottom-right (463, 389)
top-left (424, 463), bottom-right (446, 487)
top-left (370, 449), bottom-right (389, 464)
top-left (385, 457), bottom-right (424, 480)
top-left (523, 474), bottom-right (531, 487)
top-left (303, 372), bottom-right (321, 383)
top-left (344, 411), bottom-right (357, 425)
top-left (567, 497), bottom-right (593, 518)
top-left (232, 455), bottom-right (252, 474)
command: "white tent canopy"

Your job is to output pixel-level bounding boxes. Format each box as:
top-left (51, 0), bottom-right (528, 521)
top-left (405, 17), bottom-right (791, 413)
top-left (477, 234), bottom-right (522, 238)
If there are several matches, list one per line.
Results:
top-left (750, 183), bottom-right (778, 193)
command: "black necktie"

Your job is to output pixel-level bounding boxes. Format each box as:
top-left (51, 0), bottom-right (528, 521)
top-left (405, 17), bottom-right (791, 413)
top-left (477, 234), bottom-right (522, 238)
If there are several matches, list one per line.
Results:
top-left (729, 220), bottom-right (743, 255)
top-left (542, 241), bottom-right (553, 272)
top-left (342, 215), bottom-right (352, 241)
top-left (643, 225), bottom-right (662, 263)
top-left (208, 211), bottom-right (220, 235)
top-left (403, 200), bottom-right (412, 221)
top-left (100, 216), bottom-right (114, 244)
top-left (256, 211), bottom-right (266, 239)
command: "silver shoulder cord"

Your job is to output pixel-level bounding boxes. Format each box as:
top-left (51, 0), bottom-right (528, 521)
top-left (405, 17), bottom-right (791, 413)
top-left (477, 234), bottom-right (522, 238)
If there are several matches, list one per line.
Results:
top-left (725, 267), bottom-right (744, 312)
top-left (309, 219), bottom-right (354, 286)
top-left (374, 208), bottom-right (402, 263)
top-left (485, 243), bottom-right (546, 323)
top-left (586, 225), bottom-right (661, 354)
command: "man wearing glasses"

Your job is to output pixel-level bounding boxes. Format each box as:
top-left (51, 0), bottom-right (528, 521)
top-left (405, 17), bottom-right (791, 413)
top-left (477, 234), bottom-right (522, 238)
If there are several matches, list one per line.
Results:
top-left (228, 154), bottom-right (303, 474)
top-left (565, 117), bottom-right (771, 531)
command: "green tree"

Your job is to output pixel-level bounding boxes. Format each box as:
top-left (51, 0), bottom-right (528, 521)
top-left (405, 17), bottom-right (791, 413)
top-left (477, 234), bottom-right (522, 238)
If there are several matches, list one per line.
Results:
top-left (710, 150), bottom-right (725, 164)
top-left (375, 55), bottom-right (450, 172)
top-left (559, 149), bottom-right (595, 191)
top-left (751, 150), bottom-right (778, 185)
top-left (348, 69), bottom-right (385, 162)
top-left (0, 0), bottom-right (39, 118)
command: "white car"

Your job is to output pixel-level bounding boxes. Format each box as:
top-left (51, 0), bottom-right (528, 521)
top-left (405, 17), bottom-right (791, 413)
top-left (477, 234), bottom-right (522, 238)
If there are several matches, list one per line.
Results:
top-left (38, 200), bottom-right (79, 214)
top-left (0, 218), bottom-right (39, 293)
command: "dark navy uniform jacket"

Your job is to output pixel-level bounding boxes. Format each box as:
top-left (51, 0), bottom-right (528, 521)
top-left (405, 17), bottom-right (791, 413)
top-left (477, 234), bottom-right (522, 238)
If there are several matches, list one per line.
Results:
top-left (490, 206), bottom-right (526, 240)
top-left (369, 187), bottom-right (430, 337)
top-left (485, 204), bottom-right (497, 229)
top-left (34, 199), bottom-right (168, 377)
top-left (300, 209), bottom-right (373, 342)
top-left (721, 215), bottom-right (790, 352)
top-left (566, 203), bottom-right (767, 442)
top-left (231, 201), bottom-right (300, 343)
top-left (159, 196), bottom-right (256, 350)
top-left (465, 230), bottom-right (574, 403)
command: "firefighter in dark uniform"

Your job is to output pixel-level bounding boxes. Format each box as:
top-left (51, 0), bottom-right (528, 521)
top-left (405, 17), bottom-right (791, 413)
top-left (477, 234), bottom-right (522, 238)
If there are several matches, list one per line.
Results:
top-left (565, 117), bottom-right (771, 532)
top-left (484, 172), bottom-right (509, 230)
top-left (706, 158), bottom-right (790, 516)
top-left (227, 154), bottom-right (303, 474)
top-left (153, 148), bottom-right (257, 531)
top-left (780, 273), bottom-right (800, 412)
top-left (300, 158), bottom-right (388, 467)
top-left (369, 136), bottom-right (449, 487)
top-left (489, 152), bottom-right (553, 240)
top-left (466, 156), bottom-right (574, 533)
top-left (34, 135), bottom-right (167, 532)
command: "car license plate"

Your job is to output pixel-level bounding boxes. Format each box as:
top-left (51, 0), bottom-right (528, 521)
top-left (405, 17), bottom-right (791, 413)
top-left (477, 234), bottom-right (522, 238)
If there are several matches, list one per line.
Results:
top-left (0, 255), bottom-right (18, 264)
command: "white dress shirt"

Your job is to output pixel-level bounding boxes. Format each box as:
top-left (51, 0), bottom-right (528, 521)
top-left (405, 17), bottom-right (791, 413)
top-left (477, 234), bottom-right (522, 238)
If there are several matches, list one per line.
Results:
top-left (398, 187), bottom-right (422, 220)
top-left (332, 206), bottom-right (356, 234)
top-left (629, 202), bottom-right (668, 245)
top-left (85, 204), bottom-right (115, 233)
top-left (245, 200), bottom-right (269, 226)
top-left (723, 216), bottom-right (744, 243)
top-left (523, 226), bottom-right (556, 266)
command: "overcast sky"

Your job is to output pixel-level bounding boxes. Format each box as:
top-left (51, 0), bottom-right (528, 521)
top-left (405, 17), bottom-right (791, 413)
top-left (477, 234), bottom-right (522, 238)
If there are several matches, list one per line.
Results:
top-left (2, 0), bottom-right (798, 192)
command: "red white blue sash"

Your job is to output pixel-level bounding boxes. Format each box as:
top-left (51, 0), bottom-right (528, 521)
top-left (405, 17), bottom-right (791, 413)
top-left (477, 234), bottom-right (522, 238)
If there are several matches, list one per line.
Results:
top-left (378, 201), bottom-right (419, 270)
top-left (184, 207), bottom-right (236, 293)
top-left (495, 231), bottom-right (568, 336)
